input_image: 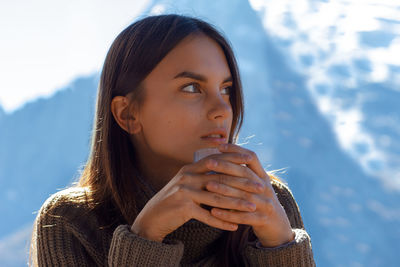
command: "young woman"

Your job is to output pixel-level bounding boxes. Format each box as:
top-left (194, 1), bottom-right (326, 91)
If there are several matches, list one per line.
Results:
top-left (30, 14), bottom-right (315, 266)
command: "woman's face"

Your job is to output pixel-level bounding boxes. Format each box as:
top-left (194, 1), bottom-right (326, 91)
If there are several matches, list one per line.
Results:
top-left (132, 33), bottom-right (233, 166)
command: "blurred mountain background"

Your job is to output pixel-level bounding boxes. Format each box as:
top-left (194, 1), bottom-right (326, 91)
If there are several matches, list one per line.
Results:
top-left (0, 0), bottom-right (399, 266)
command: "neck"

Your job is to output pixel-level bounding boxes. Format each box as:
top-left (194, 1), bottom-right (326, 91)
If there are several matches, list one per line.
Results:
top-left (134, 149), bottom-right (184, 192)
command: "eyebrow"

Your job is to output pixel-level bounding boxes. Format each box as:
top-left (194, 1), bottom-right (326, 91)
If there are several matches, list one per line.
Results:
top-left (173, 71), bottom-right (232, 83)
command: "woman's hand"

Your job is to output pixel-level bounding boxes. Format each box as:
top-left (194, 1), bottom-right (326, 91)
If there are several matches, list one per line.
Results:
top-left (130, 152), bottom-right (262, 242)
top-left (205, 143), bottom-right (295, 248)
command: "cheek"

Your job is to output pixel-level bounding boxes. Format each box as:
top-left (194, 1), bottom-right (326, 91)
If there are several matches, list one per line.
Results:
top-left (143, 111), bottom-right (202, 163)
top-left (143, 106), bottom-right (200, 144)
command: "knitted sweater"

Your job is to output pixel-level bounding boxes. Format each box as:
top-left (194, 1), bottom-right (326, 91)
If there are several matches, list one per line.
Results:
top-left (33, 179), bottom-right (315, 266)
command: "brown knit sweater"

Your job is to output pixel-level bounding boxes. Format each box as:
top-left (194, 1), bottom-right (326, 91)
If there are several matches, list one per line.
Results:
top-left (32, 179), bottom-right (315, 266)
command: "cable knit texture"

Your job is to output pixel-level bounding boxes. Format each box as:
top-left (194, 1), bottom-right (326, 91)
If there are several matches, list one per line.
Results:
top-left (33, 179), bottom-right (315, 266)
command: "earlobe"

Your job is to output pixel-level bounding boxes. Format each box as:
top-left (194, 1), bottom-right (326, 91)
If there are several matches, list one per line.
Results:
top-left (110, 96), bottom-right (141, 134)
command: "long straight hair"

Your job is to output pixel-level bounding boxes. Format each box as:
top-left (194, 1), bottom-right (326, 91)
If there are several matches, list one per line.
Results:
top-left (31, 14), bottom-right (282, 266)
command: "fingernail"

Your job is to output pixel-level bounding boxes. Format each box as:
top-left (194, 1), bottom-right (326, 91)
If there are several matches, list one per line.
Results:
top-left (247, 203), bottom-right (256, 210)
top-left (255, 183), bottom-right (264, 191)
top-left (208, 159), bottom-right (218, 167)
top-left (213, 209), bottom-right (222, 215)
top-left (229, 224), bottom-right (238, 230)
top-left (244, 154), bottom-right (252, 160)
top-left (219, 144), bottom-right (227, 150)
top-left (208, 181), bottom-right (219, 188)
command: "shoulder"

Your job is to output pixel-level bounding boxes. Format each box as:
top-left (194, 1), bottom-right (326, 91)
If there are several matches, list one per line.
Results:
top-left (35, 186), bottom-right (111, 246)
top-left (270, 177), bottom-right (305, 229)
top-left (270, 178), bottom-right (294, 200)
top-left (34, 188), bottom-right (112, 266)
top-left (269, 176), bottom-right (294, 199)
top-left (37, 186), bottom-right (92, 223)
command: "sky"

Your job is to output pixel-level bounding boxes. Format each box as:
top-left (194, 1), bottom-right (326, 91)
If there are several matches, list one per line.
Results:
top-left (250, 0), bottom-right (400, 190)
top-left (0, 0), bottom-right (150, 114)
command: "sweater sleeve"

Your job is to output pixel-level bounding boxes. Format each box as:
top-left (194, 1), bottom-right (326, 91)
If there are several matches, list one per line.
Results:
top-left (241, 180), bottom-right (316, 267)
top-left (33, 190), bottom-right (184, 267)
top-left (108, 224), bottom-right (184, 267)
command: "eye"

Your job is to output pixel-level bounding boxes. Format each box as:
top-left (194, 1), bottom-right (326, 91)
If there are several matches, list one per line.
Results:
top-left (221, 86), bottom-right (232, 95)
top-left (181, 83), bottom-right (201, 93)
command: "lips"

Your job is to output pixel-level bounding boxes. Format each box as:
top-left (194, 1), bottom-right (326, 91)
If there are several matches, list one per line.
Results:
top-left (201, 128), bottom-right (228, 144)
top-left (203, 134), bottom-right (223, 138)
top-left (201, 128), bottom-right (228, 139)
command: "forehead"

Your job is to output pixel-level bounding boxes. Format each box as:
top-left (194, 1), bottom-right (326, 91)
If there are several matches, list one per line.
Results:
top-left (152, 33), bottom-right (231, 79)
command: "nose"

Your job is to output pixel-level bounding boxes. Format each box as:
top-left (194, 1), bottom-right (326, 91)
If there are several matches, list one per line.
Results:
top-left (206, 93), bottom-right (232, 121)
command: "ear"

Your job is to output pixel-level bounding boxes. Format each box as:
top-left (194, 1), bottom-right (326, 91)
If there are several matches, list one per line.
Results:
top-left (110, 96), bottom-right (141, 134)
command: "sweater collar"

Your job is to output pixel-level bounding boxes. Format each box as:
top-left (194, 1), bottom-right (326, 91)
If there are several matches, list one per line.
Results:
top-left (134, 172), bottom-right (225, 263)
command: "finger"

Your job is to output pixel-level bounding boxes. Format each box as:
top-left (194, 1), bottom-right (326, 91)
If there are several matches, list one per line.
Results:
top-left (190, 172), bottom-right (264, 193)
top-left (182, 157), bottom-right (217, 174)
top-left (207, 157), bottom-right (263, 184)
top-left (218, 144), bottom-right (269, 180)
top-left (206, 180), bottom-right (260, 204)
top-left (210, 208), bottom-right (256, 225)
top-left (186, 186), bottom-right (257, 212)
top-left (187, 151), bottom-right (253, 174)
top-left (208, 152), bottom-right (253, 165)
top-left (191, 204), bottom-right (238, 231)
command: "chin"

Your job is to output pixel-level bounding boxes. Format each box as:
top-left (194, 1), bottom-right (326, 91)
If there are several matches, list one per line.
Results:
top-left (175, 154), bottom-right (195, 165)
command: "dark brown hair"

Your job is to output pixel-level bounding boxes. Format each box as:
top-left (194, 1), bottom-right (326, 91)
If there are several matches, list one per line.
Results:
top-left (31, 14), bottom-right (282, 266)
